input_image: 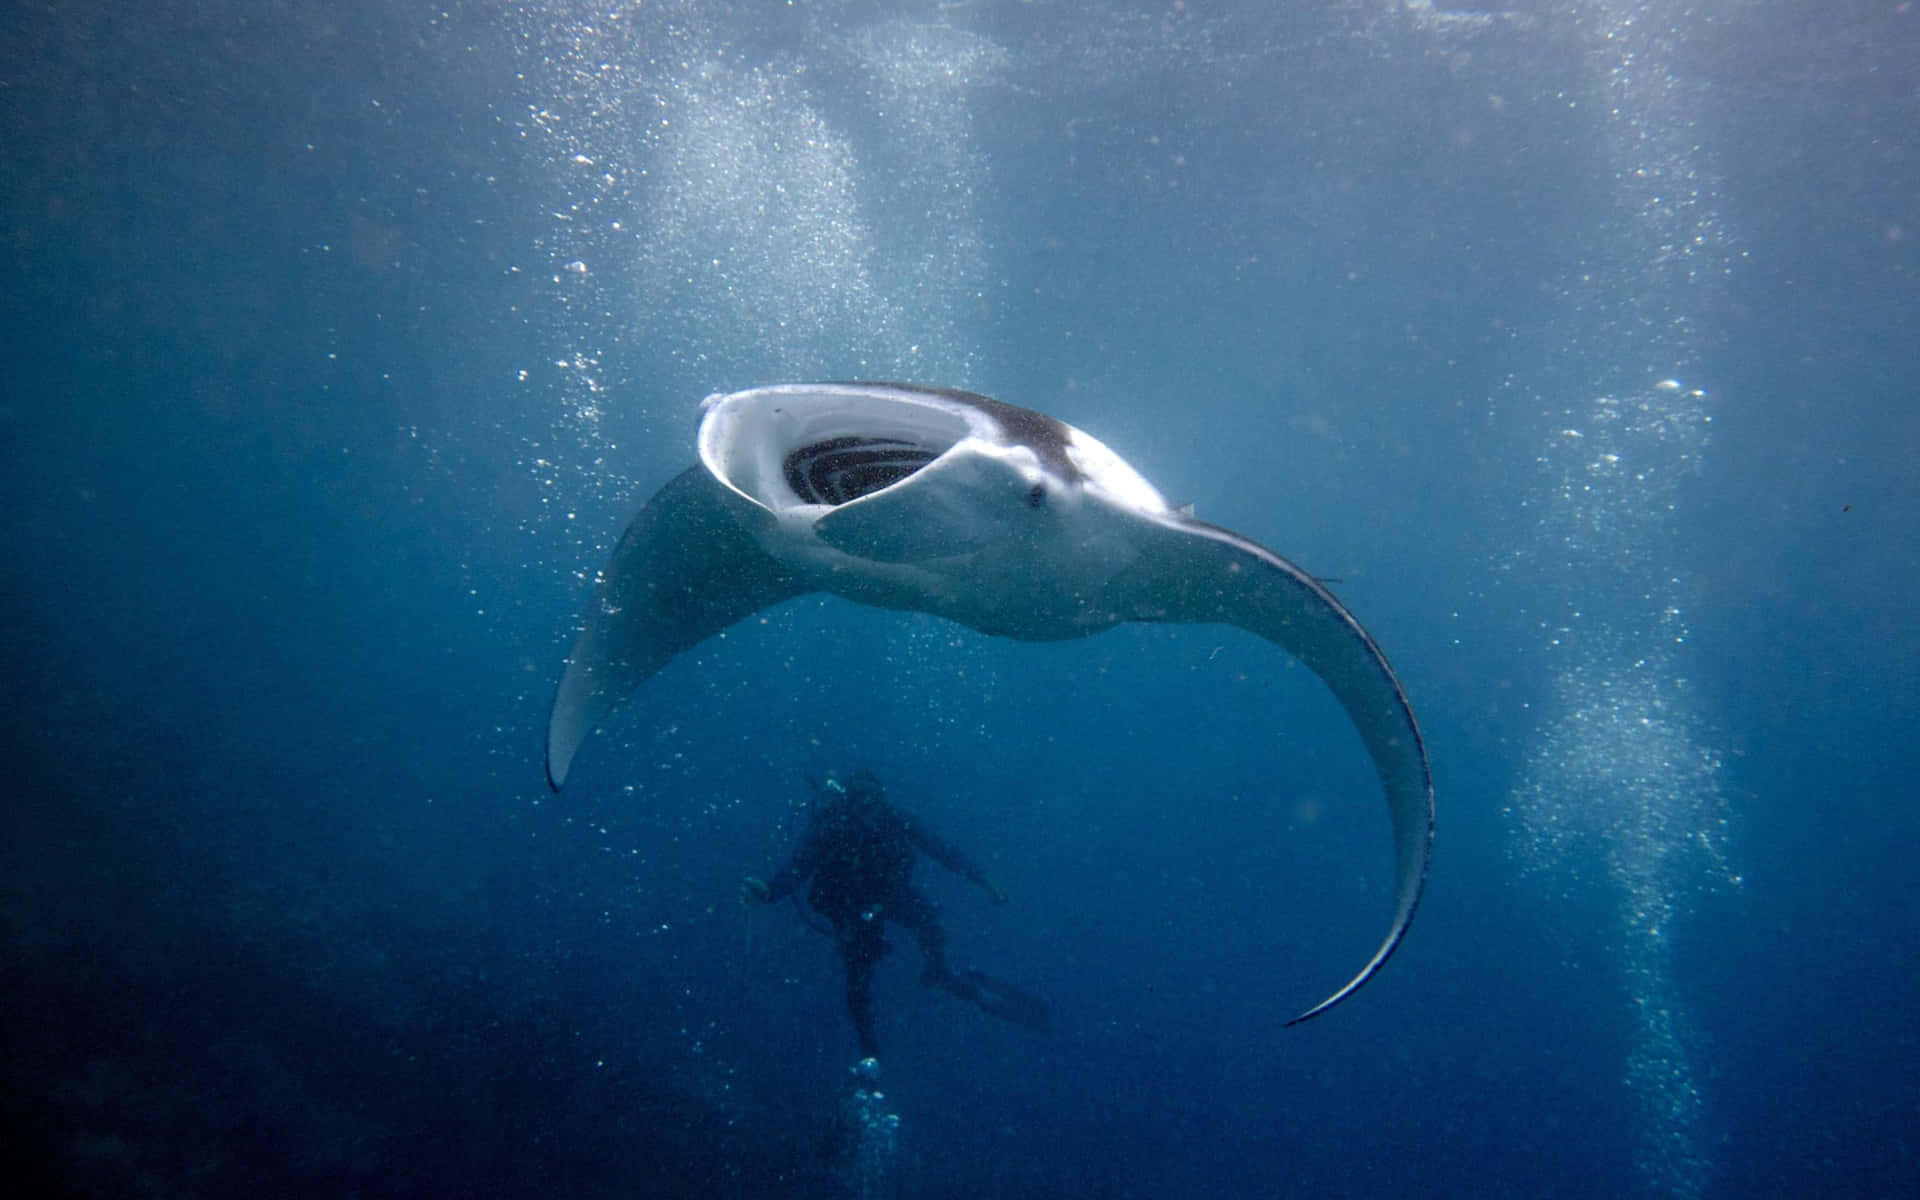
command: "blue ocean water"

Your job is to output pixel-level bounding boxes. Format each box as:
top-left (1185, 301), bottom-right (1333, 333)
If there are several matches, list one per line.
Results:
top-left (3, 1), bottom-right (1914, 1197)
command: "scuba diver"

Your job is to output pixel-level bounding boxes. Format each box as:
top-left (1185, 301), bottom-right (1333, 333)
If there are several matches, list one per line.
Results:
top-left (743, 770), bottom-right (1051, 1058)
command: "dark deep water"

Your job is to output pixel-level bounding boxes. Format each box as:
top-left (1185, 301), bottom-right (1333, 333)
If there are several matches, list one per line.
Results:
top-left (3, 2), bottom-right (1915, 1197)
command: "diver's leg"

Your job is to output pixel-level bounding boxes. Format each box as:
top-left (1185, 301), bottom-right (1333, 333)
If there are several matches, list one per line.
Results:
top-left (842, 925), bottom-right (882, 1058)
top-left (893, 890), bottom-right (1050, 1034)
top-left (896, 889), bottom-right (975, 998)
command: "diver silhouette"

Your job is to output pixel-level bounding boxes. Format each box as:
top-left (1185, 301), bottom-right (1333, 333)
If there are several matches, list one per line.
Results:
top-left (743, 770), bottom-right (1051, 1057)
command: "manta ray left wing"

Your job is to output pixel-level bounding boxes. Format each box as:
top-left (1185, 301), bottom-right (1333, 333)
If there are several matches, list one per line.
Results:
top-left (1105, 511), bottom-right (1435, 1025)
top-left (545, 465), bottom-right (805, 789)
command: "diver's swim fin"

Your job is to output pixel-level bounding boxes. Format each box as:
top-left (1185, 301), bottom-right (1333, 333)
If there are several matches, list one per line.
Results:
top-left (963, 969), bottom-right (1053, 1036)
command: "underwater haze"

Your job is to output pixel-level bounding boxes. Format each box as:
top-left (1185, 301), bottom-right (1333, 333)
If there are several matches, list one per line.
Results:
top-left (3, 1), bottom-right (1915, 1197)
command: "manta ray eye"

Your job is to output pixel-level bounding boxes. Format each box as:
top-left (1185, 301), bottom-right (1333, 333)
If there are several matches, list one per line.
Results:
top-left (783, 436), bottom-right (940, 505)
top-left (1026, 483), bottom-right (1047, 508)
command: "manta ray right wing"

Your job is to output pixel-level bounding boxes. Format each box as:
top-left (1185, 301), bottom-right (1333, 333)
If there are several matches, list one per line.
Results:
top-left (1106, 512), bottom-right (1435, 1026)
top-left (545, 466), bottom-right (805, 790)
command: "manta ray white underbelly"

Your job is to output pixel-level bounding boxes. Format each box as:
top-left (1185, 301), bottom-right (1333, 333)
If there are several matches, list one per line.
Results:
top-left (545, 382), bottom-right (1433, 1025)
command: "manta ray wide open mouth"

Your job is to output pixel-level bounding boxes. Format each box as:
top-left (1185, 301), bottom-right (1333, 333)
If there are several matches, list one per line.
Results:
top-left (782, 436), bottom-right (941, 506)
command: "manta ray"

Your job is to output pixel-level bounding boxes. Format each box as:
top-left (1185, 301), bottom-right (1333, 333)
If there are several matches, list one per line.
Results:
top-left (545, 382), bottom-right (1433, 1024)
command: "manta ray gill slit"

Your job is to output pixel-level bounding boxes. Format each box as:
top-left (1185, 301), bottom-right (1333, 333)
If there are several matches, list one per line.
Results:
top-left (783, 436), bottom-right (941, 505)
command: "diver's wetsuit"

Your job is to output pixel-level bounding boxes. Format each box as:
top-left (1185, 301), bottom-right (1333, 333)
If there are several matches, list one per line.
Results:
top-left (758, 775), bottom-right (1001, 1057)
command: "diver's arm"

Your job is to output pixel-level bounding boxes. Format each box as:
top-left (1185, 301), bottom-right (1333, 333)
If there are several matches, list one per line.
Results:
top-left (907, 819), bottom-right (1008, 904)
top-left (747, 862), bottom-right (801, 904)
top-left (756, 856), bottom-right (806, 903)
top-left (750, 825), bottom-right (821, 903)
